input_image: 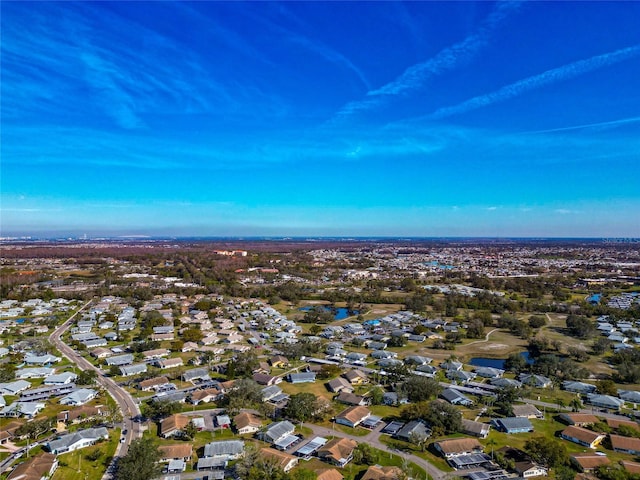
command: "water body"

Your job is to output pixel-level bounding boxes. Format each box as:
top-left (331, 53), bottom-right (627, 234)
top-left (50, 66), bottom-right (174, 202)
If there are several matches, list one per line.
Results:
top-left (469, 351), bottom-right (533, 369)
top-left (587, 293), bottom-right (602, 304)
top-left (299, 306), bottom-right (359, 320)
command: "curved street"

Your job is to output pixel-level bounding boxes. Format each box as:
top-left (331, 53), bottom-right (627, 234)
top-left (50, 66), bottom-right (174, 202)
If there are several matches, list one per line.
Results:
top-left (49, 300), bottom-right (142, 465)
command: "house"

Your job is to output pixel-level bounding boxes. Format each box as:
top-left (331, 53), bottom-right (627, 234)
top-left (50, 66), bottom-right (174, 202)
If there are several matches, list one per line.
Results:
top-left (446, 370), bottom-right (476, 383)
top-left (57, 405), bottom-right (104, 424)
top-left (570, 453), bottom-right (611, 472)
top-left (158, 444), bottom-right (193, 463)
top-left (234, 412), bottom-right (261, 435)
top-left (434, 438), bottom-right (484, 459)
top-left (621, 461), bottom-right (640, 474)
top-left (327, 377), bottom-right (353, 394)
top-left (344, 369), bottom-right (368, 385)
top-left (261, 420), bottom-right (296, 445)
top-left (270, 355), bottom-right (289, 368)
top-left (182, 368), bottom-right (210, 383)
top-left (7, 452), bottom-right (58, 480)
top-left (558, 413), bottom-right (600, 426)
top-left (216, 415), bottom-right (231, 429)
top-left (318, 438), bottom-right (358, 467)
top-left (560, 426), bottom-right (606, 449)
top-left (316, 469), bottom-right (344, 480)
top-left (395, 420), bottom-right (430, 443)
top-left (24, 353), bottom-right (61, 365)
top-left (361, 465), bottom-right (404, 480)
top-left (440, 359), bottom-right (463, 371)
top-left (335, 405), bottom-right (371, 428)
top-left (252, 372), bottom-right (281, 386)
top-left (190, 388), bottom-right (222, 405)
top-left (492, 417), bottom-right (534, 434)
top-left (618, 390), bottom-right (640, 404)
top-left (203, 440), bottom-right (245, 460)
top-left (461, 419), bottom-right (490, 438)
top-left (606, 418), bottom-right (640, 431)
top-left (512, 404), bottom-right (544, 419)
top-left (142, 348), bottom-right (170, 360)
top-left (44, 372), bottom-right (77, 385)
top-left (46, 427), bottom-right (109, 454)
top-left (160, 414), bottom-right (190, 438)
top-left (335, 392), bottom-right (367, 406)
top-left (119, 363), bottom-right (147, 377)
top-left (519, 374), bottom-right (552, 388)
top-left (611, 434), bottom-right (640, 455)
top-left (404, 355), bottom-right (432, 366)
top-left (59, 388), bottom-right (97, 406)
top-left (441, 388), bottom-right (473, 406)
top-left (491, 377), bottom-right (522, 389)
top-left (105, 354), bottom-right (133, 366)
top-left (260, 448), bottom-right (298, 472)
top-left (139, 376), bottom-right (170, 391)
top-left (498, 447), bottom-right (548, 478)
top-left (156, 358), bottom-right (184, 369)
top-left (0, 402), bottom-right (46, 418)
top-left (90, 347), bottom-right (112, 359)
top-left (562, 381), bottom-right (597, 394)
top-left (586, 394), bottom-right (625, 411)
top-left (474, 367), bottom-right (504, 379)
top-left (288, 372), bottom-right (316, 384)
top-left (15, 367), bottom-right (55, 379)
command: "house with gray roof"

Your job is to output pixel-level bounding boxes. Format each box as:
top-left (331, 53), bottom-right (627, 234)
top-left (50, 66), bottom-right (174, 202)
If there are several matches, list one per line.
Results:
top-left (203, 440), bottom-right (244, 460)
top-left (60, 388), bottom-right (97, 406)
top-left (288, 372), bottom-right (316, 384)
top-left (474, 367), bottom-right (504, 379)
top-left (490, 377), bottom-right (522, 389)
top-left (562, 381), bottom-right (597, 394)
top-left (586, 394), bottom-right (625, 411)
top-left (46, 427), bottom-right (109, 454)
top-left (0, 380), bottom-right (31, 396)
top-left (395, 420), bottom-right (430, 443)
top-left (182, 367), bottom-right (210, 383)
top-left (446, 370), bottom-right (476, 383)
top-left (492, 417), bottom-right (534, 434)
top-left (0, 401), bottom-right (46, 418)
top-left (261, 421), bottom-right (295, 444)
top-left (24, 353), bottom-right (61, 365)
top-left (518, 374), bottom-right (552, 388)
top-left (404, 355), bottom-right (432, 366)
top-left (105, 354), bottom-right (134, 366)
top-left (44, 372), bottom-right (78, 385)
top-left (618, 390), bottom-right (640, 404)
top-left (120, 363), bottom-right (148, 377)
top-left (441, 388), bottom-right (473, 406)
top-left (15, 367), bottom-right (55, 379)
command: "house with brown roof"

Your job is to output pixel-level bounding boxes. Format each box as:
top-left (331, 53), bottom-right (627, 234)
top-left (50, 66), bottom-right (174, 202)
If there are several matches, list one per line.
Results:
top-left (270, 355), bottom-right (289, 368)
top-left (434, 438), bottom-right (484, 459)
top-left (233, 412), bottom-right (262, 435)
top-left (570, 453), bottom-right (611, 472)
top-left (361, 465), bottom-right (404, 480)
top-left (158, 444), bottom-right (193, 463)
top-left (327, 377), bottom-right (353, 394)
top-left (316, 468), bottom-right (344, 480)
top-left (558, 413), bottom-right (600, 427)
top-left (156, 357), bottom-right (184, 369)
top-left (138, 376), bottom-right (170, 391)
top-left (611, 434), bottom-right (640, 455)
top-left (252, 372), bottom-right (281, 386)
top-left (142, 348), bottom-right (170, 360)
top-left (621, 461), bottom-right (640, 474)
top-left (498, 447), bottom-right (547, 478)
top-left (512, 404), bottom-right (543, 419)
top-left (335, 405), bottom-right (371, 428)
top-left (344, 369), bottom-right (368, 385)
top-left (160, 414), bottom-right (190, 438)
top-left (7, 453), bottom-right (58, 480)
top-left (318, 438), bottom-right (358, 467)
top-left (606, 418), bottom-right (640, 431)
top-left (190, 388), bottom-right (222, 405)
top-left (335, 391), bottom-right (367, 406)
top-left (57, 405), bottom-right (104, 425)
top-left (260, 447), bottom-right (298, 472)
top-left (461, 419), bottom-right (490, 438)
top-left (560, 426), bottom-right (606, 449)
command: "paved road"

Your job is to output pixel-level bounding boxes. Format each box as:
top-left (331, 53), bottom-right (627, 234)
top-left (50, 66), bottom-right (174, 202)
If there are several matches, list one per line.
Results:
top-left (49, 299), bottom-right (142, 476)
top-left (302, 422), bottom-right (447, 480)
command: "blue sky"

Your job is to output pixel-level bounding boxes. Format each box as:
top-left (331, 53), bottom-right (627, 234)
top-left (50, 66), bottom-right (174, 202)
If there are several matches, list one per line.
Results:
top-left (2, 1), bottom-right (639, 237)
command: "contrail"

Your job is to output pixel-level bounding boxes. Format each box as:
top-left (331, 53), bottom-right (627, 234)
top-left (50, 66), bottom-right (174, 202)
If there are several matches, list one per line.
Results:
top-left (336, 1), bottom-right (522, 117)
top-left (517, 116), bottom-right (640, 135)
top-left (427, 44), bottom-right (640, 120)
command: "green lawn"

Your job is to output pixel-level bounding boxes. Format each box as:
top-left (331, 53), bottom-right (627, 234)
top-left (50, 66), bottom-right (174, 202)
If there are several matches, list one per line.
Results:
top-left (51, 430), bottom-right (119, 480)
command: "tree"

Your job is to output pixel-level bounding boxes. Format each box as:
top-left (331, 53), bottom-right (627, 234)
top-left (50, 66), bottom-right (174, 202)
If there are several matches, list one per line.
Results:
top-left (317, 364), bottom-right (342, 379)
top-left (399, 375), bottom-right (441, 402)
top-left (466, 319), bottom-right (485, 339)
top-left (528, 315), bottom-right (546, 328)
top-left (114, 437), bottom-right (161, 480)
top-left (226, 351), bottom-right (259, 379)
top-left (0, 363), bottom-right (16, 382)
top-left (524, 436), bottom-right (568, 468)
top-left (222, 378), bottom-right (262, 414)
top-left (234, 445), bottom-right (291, 480)
top-left (494, 386), bottom-right (519, 417)
top-left (504, 352), bottom-right (528, 374)
top-left (352, 443), bottom-right (376, 464)
top-left (422, 400), bottom-right (462, 435)
top-left (16, 418), bottom-right (52, 440)
top-left (182, 328), bottom-right (204, 343)
top-left (77, 369), bottom-right (98, 385)
top-left (566, 315), bottom-right (596, 339)
top-left (368, 386), bottom-right (385, 406)
top-left (596, 379), bottom-right (618, 396)
top-left (284, 393), bottom-right (318, 422)
top-left (141, 400), bottom-right (182, 421)
top-left (182, 420), bottom-right (198, 440)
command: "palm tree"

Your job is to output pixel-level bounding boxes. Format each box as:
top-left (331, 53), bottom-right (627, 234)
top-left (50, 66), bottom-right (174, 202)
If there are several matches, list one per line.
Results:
top-left (487, 437), bottom-right (497, 460)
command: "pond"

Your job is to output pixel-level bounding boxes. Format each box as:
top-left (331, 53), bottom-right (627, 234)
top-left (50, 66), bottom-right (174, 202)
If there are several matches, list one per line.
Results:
top-left (468, 351), bottom-right (533, 369)
top-left (299, 306), bottom-right (359, 320)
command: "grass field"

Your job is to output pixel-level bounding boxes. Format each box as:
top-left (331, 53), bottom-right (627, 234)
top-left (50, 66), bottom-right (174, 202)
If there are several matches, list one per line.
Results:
top-left (50, 430), bottom-right (119, 480)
